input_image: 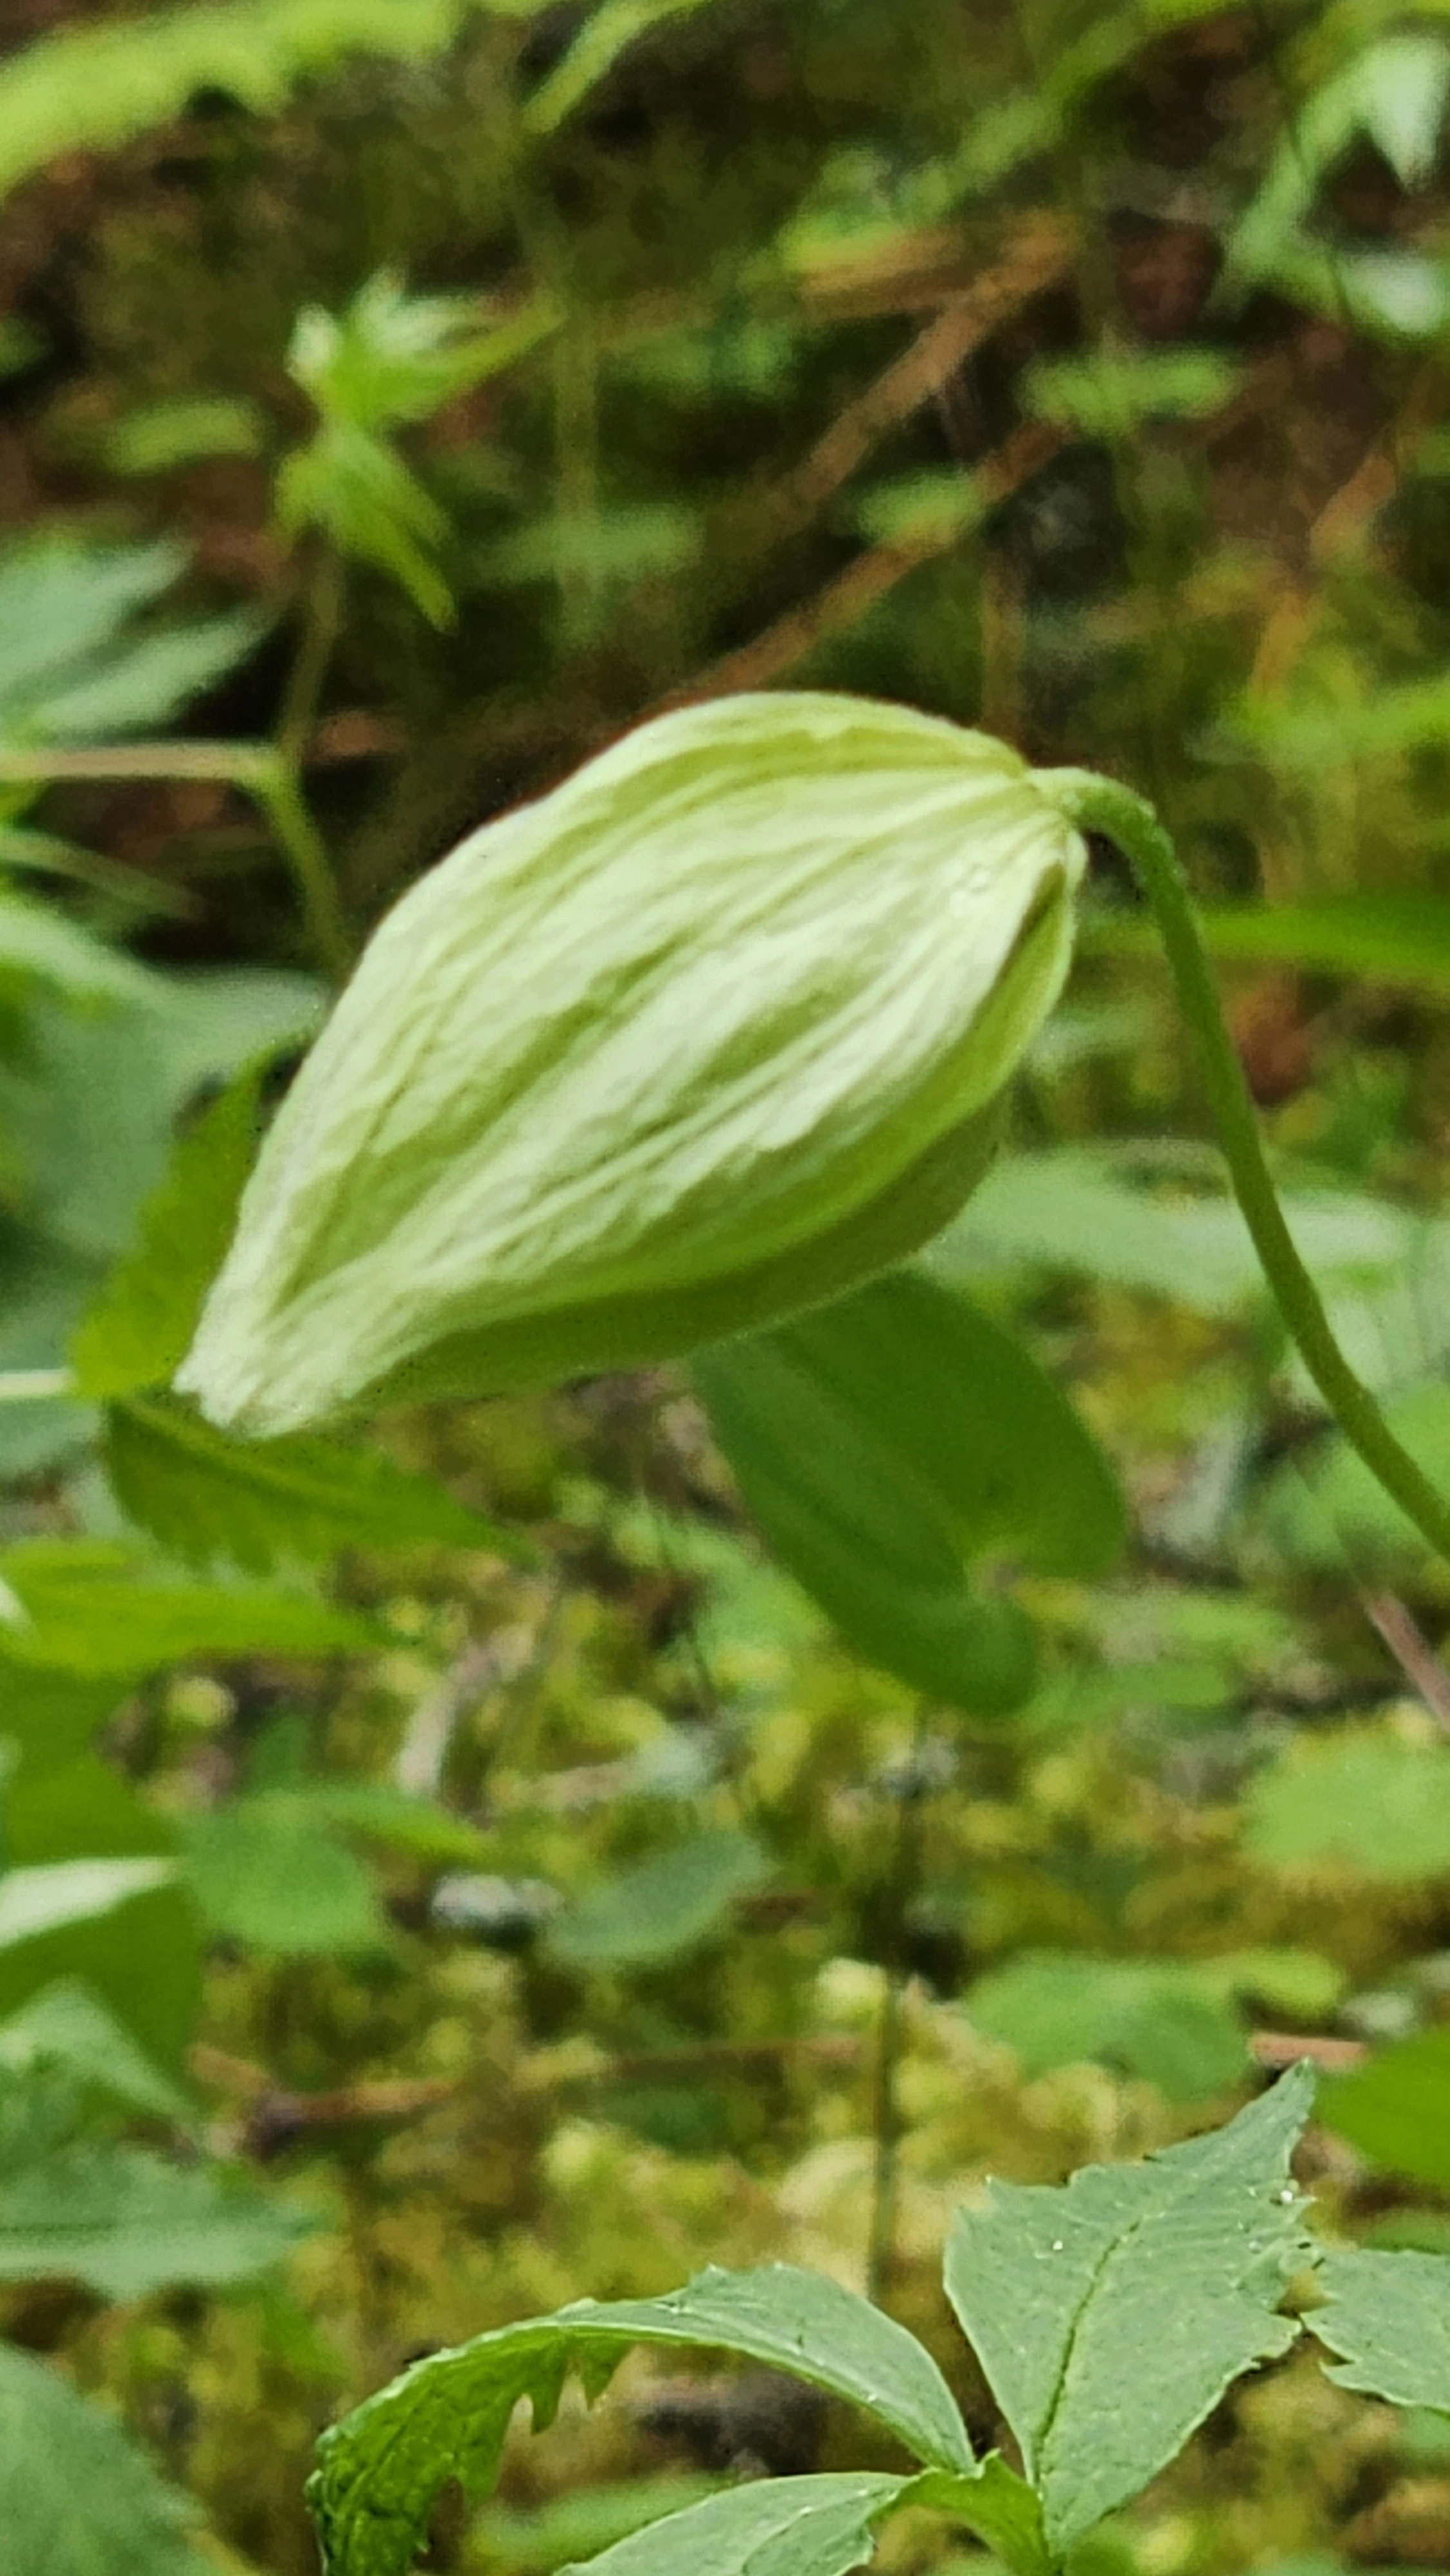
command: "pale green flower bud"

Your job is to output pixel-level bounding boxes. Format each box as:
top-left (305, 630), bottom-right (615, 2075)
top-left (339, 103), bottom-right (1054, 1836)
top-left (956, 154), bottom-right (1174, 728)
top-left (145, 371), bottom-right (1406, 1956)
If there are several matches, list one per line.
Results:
top-left (178, 691), bottom-right (1085, 1434)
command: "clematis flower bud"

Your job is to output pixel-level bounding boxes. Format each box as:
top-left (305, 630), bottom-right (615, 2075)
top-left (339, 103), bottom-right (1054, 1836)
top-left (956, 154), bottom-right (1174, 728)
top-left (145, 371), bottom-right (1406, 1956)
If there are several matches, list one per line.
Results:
top-left (177, 691), bottom-right (1086, 1435)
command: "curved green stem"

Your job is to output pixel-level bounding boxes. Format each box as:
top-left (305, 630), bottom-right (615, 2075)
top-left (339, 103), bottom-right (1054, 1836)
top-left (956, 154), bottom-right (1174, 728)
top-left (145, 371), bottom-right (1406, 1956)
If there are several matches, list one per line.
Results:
top-left (257, 762), bottom-right (350, 982)
top-left (1039, 764), bottom-right (1450, 1567)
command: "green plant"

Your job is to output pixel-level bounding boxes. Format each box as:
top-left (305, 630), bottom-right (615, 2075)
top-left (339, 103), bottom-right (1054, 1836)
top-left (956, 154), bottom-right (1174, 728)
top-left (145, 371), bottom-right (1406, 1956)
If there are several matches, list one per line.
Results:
top-left (304, 2065), bottom-right (1450, 2576)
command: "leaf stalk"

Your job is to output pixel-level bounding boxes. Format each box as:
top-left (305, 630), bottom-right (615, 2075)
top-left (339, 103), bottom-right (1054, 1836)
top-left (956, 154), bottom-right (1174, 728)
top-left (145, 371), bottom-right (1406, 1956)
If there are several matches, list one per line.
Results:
top-left (1039, 766), bottom-right (1450, 1567)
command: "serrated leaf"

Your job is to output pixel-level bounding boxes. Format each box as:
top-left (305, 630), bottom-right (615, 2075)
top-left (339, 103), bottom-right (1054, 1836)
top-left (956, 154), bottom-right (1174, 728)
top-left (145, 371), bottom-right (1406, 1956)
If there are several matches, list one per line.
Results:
top-left (549, 1830), bottom-right (770, 1967)
top-left (0, 1857), bottom-right (174, 1951)
top-left (0, 2340), bottom-right (203, 2576)
top-left (1307, 2249), bottom-right (1450, 2410)
top-left (1245, 1730), bottom-right (1450, 1880)
top-left (554, 2472), bottom-right (909, 2576)
top-left (696, 1269), bottom-right (1122, 1716)
top-left (0, 1539), bottom-right (373, 1675)
top-left (308, 2263), bottom-right (972, 2575)
top-left (0, 1979), bottom-right (191, 2122)
top-left (0, 534), bottom-right (256, 746)
top-left (0, 2131), bottom-right (310, 2297)
top-left (943, 2067), bottom-right (1315, 2555)
top-left (1320, 2026), bottom-right (1450, 2189)
top-left (101, 1394), bottom-right (511, 1575)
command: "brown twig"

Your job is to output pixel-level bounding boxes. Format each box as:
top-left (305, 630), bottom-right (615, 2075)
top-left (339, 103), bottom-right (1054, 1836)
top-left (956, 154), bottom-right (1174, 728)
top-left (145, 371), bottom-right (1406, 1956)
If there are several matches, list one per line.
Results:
top-left (661, 421), bottom-right (1062, 709)
top-left (1359, 1588), bottom-right (1450, 1737)
top-left (1250, 2030), bottom-right (1367, 2073)
top-left (780, 218), bottom-right (1072, 526)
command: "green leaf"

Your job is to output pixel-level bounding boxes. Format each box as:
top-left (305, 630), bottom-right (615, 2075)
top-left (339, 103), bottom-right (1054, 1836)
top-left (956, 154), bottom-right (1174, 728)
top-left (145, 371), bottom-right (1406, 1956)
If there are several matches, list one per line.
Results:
top-left (911, 2462), bottom-right (1051, 2576)
top-left (103, 396), bottom-right (267, 477)
top-left (1320, 2027), bottom-right (1450, 2190)
top-left (549, 2472), bottom-right (910, 2576)
top-left (0, 1229), bottom-right (99, 1482)
top-left (308, 2263), bottom-right (973, 2575)
top-left (178, 694), bottom-right (1084, 1435)
top-left (0, 2127), bottom-right (310, 2297)
top-left (0, 534), bottom-right (257, 746)
top-left (0, 2340), bottom-right (203, 2576)
top-left (1022, 348), bottom-right (1241, 435)
top-left (943, 2067), bottom-right (1315, 2556)
top-left (182, 1798), bottom-right (389, 1956)
top-left (474, 2474), bottom-right (728, 2567)
top-left (0, 961), bottom-right (318, 1272)
top-left (0, 1759), bottom-right (200, 2070)
top-left (0, 0), bottom-right (484, 203)
top-left (522, 0), bottom-right (721, 138)
top-left (71, 1066), bottom-right (267, 1401)
top-left (696, 1270), bottom-right (1122, 1714)
top-left (278, 419), bottom-right (454, 626)
top-left (549, 1830), bottom-right (770, 1967)
top-left (0, 1539), bottom-right (373, 1675)
top-left (0, 1670), bottom-right (124, 1782)
top-left (0, 1857), bottom-right (174, 1951)
top-left (1245, 1729), bottom-right (1450, 1881)
top-left (1227, 35), bottom-right (1450, 289)
top-left (964, 1951), bottom-right (1248, 2101)
top-left (937, 1148), bottom-right (1413, 1320)
top-left (304, 1781), bottom-right (494, 1867)
top-left (0, 1980), bottom-right (191, 2123)
top-left (101, 1394), bottom-right (511, 1575)
top-left (1085, 895), bottom-right (1450, 1001)
top-left (1307, 2249), bottom-right (1450, 2410)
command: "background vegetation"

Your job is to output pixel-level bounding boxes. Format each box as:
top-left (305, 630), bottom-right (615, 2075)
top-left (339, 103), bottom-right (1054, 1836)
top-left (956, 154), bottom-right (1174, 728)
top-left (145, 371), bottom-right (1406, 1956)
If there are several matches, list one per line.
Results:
top-left (6, 1), bottom-right (1450, 2570)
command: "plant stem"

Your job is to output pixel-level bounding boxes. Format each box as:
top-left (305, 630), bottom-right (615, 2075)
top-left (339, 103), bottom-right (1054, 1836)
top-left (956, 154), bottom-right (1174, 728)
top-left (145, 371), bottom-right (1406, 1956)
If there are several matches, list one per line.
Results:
top-left (0, 735), bottom-right (350, 978)
top-left (0, 1367), bottom-right (73, 1403)
top-left (865, 1718), bottom-right (932, 2306)
top-left (257, 762), bottom-right (350, 981)
top-left (1040, 765), bottom-right (1450, 1566)
top-left (278, 545), bottom-right (344, 775)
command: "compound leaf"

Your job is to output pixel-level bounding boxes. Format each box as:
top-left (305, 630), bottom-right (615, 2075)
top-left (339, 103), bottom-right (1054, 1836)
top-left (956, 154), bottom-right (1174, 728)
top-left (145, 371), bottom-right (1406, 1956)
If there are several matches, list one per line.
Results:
top-left (943, 2066), bottom-right (1315, 2556)
top-left (0, 2132), bottom-right (310, 2298)
top-left (0, 1980), bottom-right (192, 2123)
top-left (308, 2264), bottom-right (972, 2576)
top-left (1308, 2249), bottom-right (1450, 2411)
top-left (0, 2339), bottom-right (203, 2576)
top-left (551, 2472), bottom-right (909, 2576)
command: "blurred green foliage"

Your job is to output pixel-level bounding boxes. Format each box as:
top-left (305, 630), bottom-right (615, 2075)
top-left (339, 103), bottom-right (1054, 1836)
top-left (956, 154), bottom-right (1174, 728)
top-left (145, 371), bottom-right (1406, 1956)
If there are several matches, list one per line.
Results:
top-left (4, 0), bottom-right (1450, 2571)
